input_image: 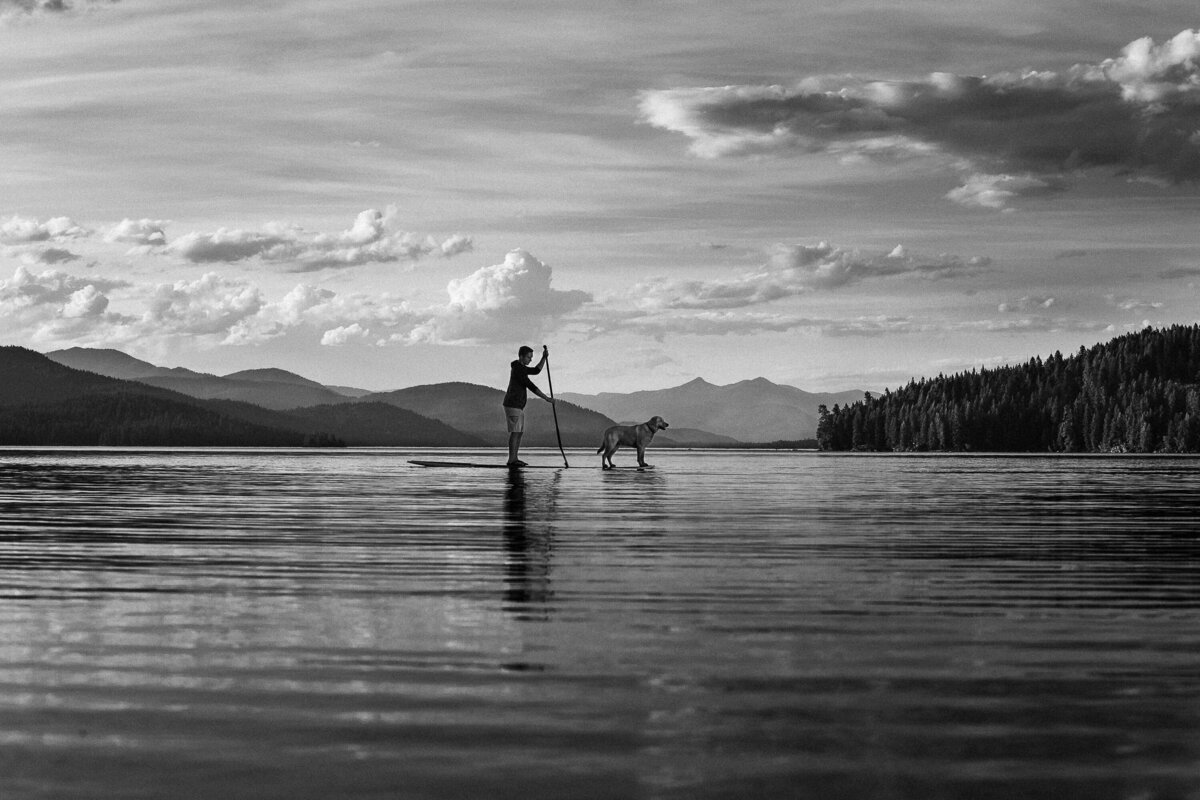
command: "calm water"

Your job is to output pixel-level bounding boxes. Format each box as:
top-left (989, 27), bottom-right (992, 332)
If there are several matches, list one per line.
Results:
top-left (0, 448), bottom-right (1198, 800)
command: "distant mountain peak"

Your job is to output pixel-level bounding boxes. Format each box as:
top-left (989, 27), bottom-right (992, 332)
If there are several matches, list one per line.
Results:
top-left (223, 368), bottom-right (326, 388)
top-left (46, 346), bottom-right (175, 379)
top-left (50, 346), bottom-right (149, 365)
top-left (54, 346), bottom-right (125, 357)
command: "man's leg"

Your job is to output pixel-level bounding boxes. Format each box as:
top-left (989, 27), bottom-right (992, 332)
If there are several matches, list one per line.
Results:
top-left (508, 431), bottom-right (522, 463)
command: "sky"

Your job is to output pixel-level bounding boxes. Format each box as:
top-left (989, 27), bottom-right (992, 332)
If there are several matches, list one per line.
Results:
top-left (4, 0), bottom-right (1200, 394)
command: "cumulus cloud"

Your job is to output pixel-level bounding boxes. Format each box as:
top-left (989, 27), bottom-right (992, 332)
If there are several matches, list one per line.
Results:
top-left (408, 249), bottom-right (592, 344)
top-left (105, 218), bottom-right (169, 246)
top-left (0, 265), bottom-right (133, 346)
top-left (273, 284), bottom-right (338, 325)
top-left (2, 246), bottom-right (583, 351)
top-left (165, 208), bottom-right (471, 271)
top-left (640, 29), bottom-right (1200, 203)
top-left (62, 284), bottom-right (109, 318)
top-left (320, 323), bottom-right (371, 346)
top-left (0, 215), bottom-right (90, 243)
top-left (438, 234), bottom-right (474, 258)
top-left (231, 282), bottom-right (416, 346)
top-left (167, 227), bottom-right (298, 264)
top-left (0, 265), bottom-right (127, 310)
top-left (143, 273), bottom-right (265, 342)
top-left (629, 242), bottom-right (989, 310)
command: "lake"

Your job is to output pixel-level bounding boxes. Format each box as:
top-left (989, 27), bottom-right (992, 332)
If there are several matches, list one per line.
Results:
top-left (1, 447), bottom-right (1198, 799)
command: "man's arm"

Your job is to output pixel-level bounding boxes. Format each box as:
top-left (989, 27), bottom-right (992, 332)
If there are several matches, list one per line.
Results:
top-left (524, 376), bottom-right (551, 401)
top-left (526, 347), bottom-right (549, 375)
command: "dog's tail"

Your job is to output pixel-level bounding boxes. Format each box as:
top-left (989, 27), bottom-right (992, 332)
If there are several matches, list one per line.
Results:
top-left (596, 444), bottom-right (604, 454)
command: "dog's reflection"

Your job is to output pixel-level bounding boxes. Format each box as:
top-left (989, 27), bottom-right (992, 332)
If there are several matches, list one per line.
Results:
top-left (502, 468), bottom-right (557, 619)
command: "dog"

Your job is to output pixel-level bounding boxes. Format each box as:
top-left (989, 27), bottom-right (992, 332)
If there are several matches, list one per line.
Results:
top-left (596, 416), bottom-right (669, 470)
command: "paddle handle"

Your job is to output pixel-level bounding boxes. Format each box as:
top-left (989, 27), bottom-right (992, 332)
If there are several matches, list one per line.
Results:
top-left (544, 347), bottom-right (568, 468)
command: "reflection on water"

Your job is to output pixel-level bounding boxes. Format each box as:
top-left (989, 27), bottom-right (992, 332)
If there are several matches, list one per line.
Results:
top-left (0, 448), bottom-right (1198, 800)
top-left (502, 469), bottom-right (556, 618)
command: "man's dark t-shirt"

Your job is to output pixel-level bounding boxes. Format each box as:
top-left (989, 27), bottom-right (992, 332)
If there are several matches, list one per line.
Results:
top-left (503, 360), bottom-right (542, 409)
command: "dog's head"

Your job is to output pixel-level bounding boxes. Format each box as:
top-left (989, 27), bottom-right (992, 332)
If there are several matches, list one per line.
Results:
top-left (648, 415), bottom-right (669, 431)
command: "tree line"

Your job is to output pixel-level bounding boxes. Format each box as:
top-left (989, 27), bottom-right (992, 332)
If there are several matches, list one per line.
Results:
top-left (0, 392), bottom-right (342, 447)
top-left (817, 325), bottom-right (1200, 453)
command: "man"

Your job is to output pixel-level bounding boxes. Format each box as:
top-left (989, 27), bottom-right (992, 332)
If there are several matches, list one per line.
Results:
top-left (503, 345), bottom-right (552, 466)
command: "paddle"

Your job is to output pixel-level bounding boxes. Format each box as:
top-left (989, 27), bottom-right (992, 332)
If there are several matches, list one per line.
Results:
top-left (544, 345), bottom-right (569, 468)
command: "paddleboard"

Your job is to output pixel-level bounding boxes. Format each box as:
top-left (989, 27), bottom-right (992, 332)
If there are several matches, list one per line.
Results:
top-left (408, 460), bottom-right (566, 469)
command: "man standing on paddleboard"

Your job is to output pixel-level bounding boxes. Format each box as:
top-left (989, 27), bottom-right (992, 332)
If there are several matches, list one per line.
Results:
top-left (503, 345), bottom-right (552, 466)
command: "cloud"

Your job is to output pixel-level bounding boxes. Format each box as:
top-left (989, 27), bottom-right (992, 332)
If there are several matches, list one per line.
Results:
top-left (228, 250), bottom-right (583, 348)
top-left (0, 265), bottom-right (127, 310)
top-left (0, 263), bottom-right (408, 352)
top-left (233, 283), bottom-right (416, 345)
top-left (640, 29), bottom-right (1200, 200)
top-left (165, 208), bottom-right (471, 271)
top-left (0, 265), bottom-right (133, 346)
top-left (438, 234), bottom-right (474, 258)
top-left (586, 310), bottom-right (960, 340)
top-left (143, 273), bottom-right (265, 342)
top-left (0, 0), bottom-right (119, 26)
top-left (29, 247), bottom-right (80, 264)
top-left (998, 296), bottom-right (1056, 313)
top-left (408, 249), bottom-right (592, 344)
top-left (320, 323), bottom-right (371, 346)
top-left (628, 242), bottom-right (989, 310)
top-left (105, 218), bottom-right (169, 247)
top-left (0, 215), bottom-right (90, 243)
top-left (1107, 294), bottom-right (1164, 311)
top-left (185, 248), bottom-right (594, 349)
top-left (0, 0), bottom-right (118, 15)
top-left (0, 248), bottom-right (582, 351)
top-left (166, 227), bottom-right (299, 264)
top-left (273, 284), bottom-right (338, 325)
top-left (61, 284), bottom-right (108, 318)
top-left (620, 310), bottom-right (827, 338)
top-left (946, 173), bottom-right (1063, 210)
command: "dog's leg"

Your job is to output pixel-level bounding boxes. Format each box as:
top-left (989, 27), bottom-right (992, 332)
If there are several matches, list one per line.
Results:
top-left (601, 442), bottom-right (615, 470)
top-left (636, 443), bottom-right (650, 470)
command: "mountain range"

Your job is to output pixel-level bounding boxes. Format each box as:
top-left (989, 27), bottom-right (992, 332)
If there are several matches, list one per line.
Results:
top-left (48, 347), bottom-right (353, 409)
top-left (0, 346), bottom-right (860, 447)
top-left (0, 346), bottom-right (333, 446)
top-left (562, 378), bottom-right (863, 443)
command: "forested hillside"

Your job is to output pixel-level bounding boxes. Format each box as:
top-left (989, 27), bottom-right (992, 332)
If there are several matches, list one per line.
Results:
top-left (0, 346), bottom-right (339, 447)
top-left (818, 325), bottom-right (1200, 453)
top-left (0, 391), bottom-right (336, 447)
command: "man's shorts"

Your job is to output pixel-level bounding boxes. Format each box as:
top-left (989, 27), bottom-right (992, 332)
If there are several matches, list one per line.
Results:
top-left (504, 407), bottom-right (524, 433)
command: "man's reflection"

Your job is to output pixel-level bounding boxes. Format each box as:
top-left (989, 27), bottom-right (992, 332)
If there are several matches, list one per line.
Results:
top-left (502, 469), bottom-right (557, 619)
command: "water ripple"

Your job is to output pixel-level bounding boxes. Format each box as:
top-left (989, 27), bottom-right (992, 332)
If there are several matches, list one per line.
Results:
top-left (1, 448), bottom-right (1198, 799)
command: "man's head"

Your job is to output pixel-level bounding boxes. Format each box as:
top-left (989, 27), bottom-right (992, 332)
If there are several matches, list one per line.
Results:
top-left (518, 345), bottom-right (534, 364)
